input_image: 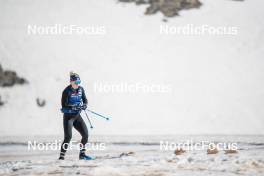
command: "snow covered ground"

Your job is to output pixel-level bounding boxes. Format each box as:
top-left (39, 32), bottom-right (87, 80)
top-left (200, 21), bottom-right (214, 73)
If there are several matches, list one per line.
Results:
top-left (0, 135), bottom-right (264, 176)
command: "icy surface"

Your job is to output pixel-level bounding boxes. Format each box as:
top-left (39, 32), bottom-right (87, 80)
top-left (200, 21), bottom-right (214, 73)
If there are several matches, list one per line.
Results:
top-left (0, 135), bottom-right (264, 176)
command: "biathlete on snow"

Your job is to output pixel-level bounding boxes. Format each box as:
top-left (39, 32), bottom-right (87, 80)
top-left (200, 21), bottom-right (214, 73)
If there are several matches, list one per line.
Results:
top-left (59, 72), bottom-right (93, 160)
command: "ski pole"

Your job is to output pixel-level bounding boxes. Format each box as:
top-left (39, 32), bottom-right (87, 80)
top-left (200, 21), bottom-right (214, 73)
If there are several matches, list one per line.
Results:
top-left (83, 110), bottom-right (94, 129)
top-left (86, 109), bottom-right (110, 121)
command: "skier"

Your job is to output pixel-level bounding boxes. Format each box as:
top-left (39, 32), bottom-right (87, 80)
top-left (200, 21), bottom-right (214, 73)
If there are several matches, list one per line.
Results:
top-left (59, 72), bottom-right (93, 160)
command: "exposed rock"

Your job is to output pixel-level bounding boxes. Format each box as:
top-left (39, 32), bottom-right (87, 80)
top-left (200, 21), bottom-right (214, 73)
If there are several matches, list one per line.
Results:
top-left (207, 148), bottom-right (219, 154)
top-left (119, 0), bottom-right (149, 4)
top-left (119, 151), bottom-right (135, 157)
top-left (0, 96), bottom-right (5, 106)
top-left (174, 148), bottom-right (186, 155)
top-left (187, 157), bottom-right (194, 162)
top-left (36, 98), bottom-right (46, 107)
top-left (162, 18), bottom-right (168, 22)
top-left (119, 0), bottom-right (202, 17)
top-left (224, 149), bottom-right (238, 154)
top-left (0, 64), bottom-right (27, 87)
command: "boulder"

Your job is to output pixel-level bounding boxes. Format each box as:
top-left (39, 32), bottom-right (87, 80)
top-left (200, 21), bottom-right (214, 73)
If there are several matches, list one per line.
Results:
top-left (119, 0), bottom-right (202, 17)
top-left (0, 64), bottom-right (27, 87)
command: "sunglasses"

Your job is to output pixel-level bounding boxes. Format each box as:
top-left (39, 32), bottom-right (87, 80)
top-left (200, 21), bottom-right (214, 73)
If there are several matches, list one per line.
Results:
top-left (75, 79), bottom-right (81, 85)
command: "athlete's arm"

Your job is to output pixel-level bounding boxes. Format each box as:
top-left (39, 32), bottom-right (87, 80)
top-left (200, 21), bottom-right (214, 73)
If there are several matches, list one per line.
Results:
top-left (61, 89), bottom-right (69, 108)
top-left (82, 87), bottom-right (88, 105)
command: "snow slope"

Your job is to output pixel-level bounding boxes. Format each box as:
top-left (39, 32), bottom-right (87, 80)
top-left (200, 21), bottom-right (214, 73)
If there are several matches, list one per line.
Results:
top-left (0, 0), bottom-right (264, 136)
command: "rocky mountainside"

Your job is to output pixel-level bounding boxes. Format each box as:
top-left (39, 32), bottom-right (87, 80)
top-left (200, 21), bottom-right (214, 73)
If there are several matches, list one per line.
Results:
top-left (119, 0), bottom-right (244, 17)
top-left (0, 64), bottom-right (27, 87)
top-left (119, 0), bottom-right (202, 17)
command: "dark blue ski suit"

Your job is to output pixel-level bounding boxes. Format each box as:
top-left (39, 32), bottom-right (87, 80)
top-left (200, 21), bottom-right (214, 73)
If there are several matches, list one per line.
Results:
top-left (60, 85), bottom-right (88, 157)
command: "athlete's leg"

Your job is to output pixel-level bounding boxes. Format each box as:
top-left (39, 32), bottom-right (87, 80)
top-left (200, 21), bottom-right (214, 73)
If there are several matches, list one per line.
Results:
top-left (59, 114), bottom-right (75, 159)
top-left (73, 114), bottom-right (88, 155)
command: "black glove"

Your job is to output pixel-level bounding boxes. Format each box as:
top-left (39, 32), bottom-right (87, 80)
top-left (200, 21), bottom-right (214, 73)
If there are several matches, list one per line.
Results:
top-left (70, 105), bottom-right (81, 111)
top-left (81, 104), bottom-right (87, 110)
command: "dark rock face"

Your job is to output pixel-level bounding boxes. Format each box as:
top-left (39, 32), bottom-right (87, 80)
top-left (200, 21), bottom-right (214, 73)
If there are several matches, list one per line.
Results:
top-left (119, 0), bottom-right (202, 17)
top-left (0, 96), bottom-right (4, 106)
top-left (36, 98), bottom-right (46, 107)
top-left (0, 64), bottom-right (28, 87)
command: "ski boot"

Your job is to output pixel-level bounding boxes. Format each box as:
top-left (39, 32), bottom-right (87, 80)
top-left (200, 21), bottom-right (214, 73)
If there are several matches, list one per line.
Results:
top-left (79, 153), bottom-right (94, 160)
